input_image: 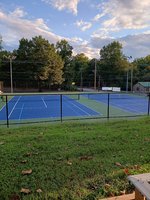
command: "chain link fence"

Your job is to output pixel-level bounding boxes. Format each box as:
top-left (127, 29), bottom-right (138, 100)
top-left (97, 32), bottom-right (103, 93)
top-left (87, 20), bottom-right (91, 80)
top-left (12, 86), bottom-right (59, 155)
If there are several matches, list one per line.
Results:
top-left (0, 92), bottom-right (150, 127)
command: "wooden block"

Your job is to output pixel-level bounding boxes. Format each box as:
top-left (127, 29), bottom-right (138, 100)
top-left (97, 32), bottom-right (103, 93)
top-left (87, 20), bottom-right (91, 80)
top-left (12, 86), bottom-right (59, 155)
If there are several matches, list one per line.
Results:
top-left (128, 173), bottom-right (150, 200)
top-left (100, 192), bottom-right (135, 200)
top-left (135, 188), bottom-right (145, 200)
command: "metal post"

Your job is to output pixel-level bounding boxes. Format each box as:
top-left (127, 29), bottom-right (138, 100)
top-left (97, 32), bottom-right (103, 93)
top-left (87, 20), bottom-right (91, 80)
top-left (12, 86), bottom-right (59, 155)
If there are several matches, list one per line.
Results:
top-left (131, 68), bottom-right (133, 92)
top-left (78, 94), bottom-right (80, 100)
top-left (148, 93), bottom-right (150, 116)
top-left (94, 59), bottom-right (97, 90)
top-left (98, 75), bottom-right (100, 91)
top-left (80, 69), bottom-right (83, 91)
top-left (6, 95), bottom-right (9, 128)
top-left (60, 94), bottom-right (63, 122)
top-left (10, 58), bottom-right (13, 93)
top-left (4, 55), bottom-right (16, 93)
top-left (126, 70), bottom-right (129, 92)
top-left (107, 93), bottom-right (110, 119)
top-left (126, 55), bottom-right (132, 92)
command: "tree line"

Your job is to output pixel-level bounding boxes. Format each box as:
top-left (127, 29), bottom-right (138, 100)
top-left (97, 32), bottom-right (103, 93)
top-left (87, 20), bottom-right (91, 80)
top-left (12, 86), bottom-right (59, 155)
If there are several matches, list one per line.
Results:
top-left (0, 35), bottom-right (149, 91)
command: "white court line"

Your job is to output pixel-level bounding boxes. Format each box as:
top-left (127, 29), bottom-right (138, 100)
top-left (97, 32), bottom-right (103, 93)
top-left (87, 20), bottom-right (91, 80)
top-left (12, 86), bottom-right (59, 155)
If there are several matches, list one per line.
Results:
top-left (41, 97), bottom-right (47, 108)
top-left (8, 96), bottom-right (21, 119)
top-left (64, 102), bottom-right (82, 116)
top-left (0, 104), bottom-right (5, 112)
top-left (0, 96), bottom-right (15, 112)
top-left (68, 101), bottom-right (91, 116)
top-left (64, 95), bottom-right (101, 116)
top-left (19, 103), bottom-right (24, 120)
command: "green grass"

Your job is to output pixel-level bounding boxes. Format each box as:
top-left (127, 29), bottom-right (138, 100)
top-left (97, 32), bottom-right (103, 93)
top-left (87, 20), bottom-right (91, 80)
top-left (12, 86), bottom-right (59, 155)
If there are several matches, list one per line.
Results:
top-left (0, 99), bottom-right (6, 109)
top-left (0, 95), bottom-right (13, 109)
top-left (0, 118), bottom-right (150, 200)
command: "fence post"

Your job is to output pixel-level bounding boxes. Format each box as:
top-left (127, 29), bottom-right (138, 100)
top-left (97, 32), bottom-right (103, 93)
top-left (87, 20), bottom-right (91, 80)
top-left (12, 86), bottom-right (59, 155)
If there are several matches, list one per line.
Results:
top-left (107, 93), bottom-right (110, 119)
top-left (6, 95), bottom-right (9, 128)
top-left (148, 93), bottom-right (150, 116)
top-left (60, 94), bottom-right (63, 122)
top-left (78, 94), bottom-right (80, 100)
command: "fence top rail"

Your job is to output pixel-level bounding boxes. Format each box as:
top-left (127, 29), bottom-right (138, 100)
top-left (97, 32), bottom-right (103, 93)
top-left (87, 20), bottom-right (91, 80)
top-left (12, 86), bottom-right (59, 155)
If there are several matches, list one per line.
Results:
top-left (0, 91), bottom-right (149, 96)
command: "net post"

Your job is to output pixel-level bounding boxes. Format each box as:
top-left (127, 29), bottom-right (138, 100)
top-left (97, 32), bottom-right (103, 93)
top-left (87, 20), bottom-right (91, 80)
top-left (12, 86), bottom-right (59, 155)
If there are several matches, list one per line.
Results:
top-left (60, 94), bottom-right (63, 122)
top-left (6, 95), bottom-right (9, 128)
top-left (148, 93), bottom-right (150, 116)
top-left (107, 93), bottom-right (110, 120)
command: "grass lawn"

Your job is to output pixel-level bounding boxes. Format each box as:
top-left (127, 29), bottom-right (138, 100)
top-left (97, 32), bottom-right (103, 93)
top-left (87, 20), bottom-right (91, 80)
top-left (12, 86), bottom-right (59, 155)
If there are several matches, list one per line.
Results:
top-left (0, 117), bottom-right (150, 200)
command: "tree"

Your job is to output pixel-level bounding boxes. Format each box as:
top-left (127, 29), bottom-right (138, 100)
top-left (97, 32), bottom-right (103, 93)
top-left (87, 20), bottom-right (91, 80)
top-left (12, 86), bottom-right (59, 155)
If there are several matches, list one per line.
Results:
top-left (0, 35), bottom-right (2, 51)
top-left (14, 36), bottom-right (64, 90)
top-left (133, 56), bottom-right (150, 82)
top-left (85, 58), bottom-right (102, 89)
top-left (56, 40), bottom-right (73, 89)
top-left (99, 41), bottom-right (129, 88)
top-left (0, 50), bottom-right (12, 81)
top-left (72, 53), bottom-right (89, 88)
top-left (30, 36), bottom-right (64, 85)
top-left (0, 35), bottom-right (3, 71)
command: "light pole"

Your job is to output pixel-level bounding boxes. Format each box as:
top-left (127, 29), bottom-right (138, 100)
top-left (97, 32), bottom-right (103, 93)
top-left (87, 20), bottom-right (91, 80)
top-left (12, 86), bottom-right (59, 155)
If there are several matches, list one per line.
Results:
top-left (4, 55), bottom-right (16, 93)
top-left (80, 68), bottom-right (83, 91)
top-left (94, 59), bottom-right (97, 90)
top-left (126, 70), bottom-right (129, 92)
top-left (126, 56), bottom-right (132, 92)
top-left (130, 67), bottom-right (133, 92)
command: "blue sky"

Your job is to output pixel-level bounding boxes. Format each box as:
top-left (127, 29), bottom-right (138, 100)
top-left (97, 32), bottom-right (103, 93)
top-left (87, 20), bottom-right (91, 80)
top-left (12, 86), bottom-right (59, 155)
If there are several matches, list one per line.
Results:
top-left (0, 0), bottom-right (150, 59)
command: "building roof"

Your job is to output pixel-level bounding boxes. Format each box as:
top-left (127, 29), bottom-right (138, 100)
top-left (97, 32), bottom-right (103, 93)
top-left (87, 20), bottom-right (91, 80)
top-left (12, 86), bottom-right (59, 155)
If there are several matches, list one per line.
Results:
top-left (139, 82), bottom-right (150, 88)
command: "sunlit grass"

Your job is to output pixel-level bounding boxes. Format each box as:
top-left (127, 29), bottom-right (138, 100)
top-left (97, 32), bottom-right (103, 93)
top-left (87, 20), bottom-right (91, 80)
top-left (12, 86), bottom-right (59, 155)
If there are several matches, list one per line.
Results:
top-left (0, 117), bottom-right (150, 199)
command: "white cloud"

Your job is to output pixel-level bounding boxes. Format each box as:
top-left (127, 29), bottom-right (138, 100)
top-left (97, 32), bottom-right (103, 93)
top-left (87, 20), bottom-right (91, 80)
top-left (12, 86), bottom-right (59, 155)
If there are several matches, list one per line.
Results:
top-left (1, 4), bottom-right (150, 60)
top-left (75, 20), bottom-right (92, 31)
top-left (121, 34), bottom-right (150, 58)
top-left (10, 7), bottom-right (27, 18)
top-left (71, 39), bottom-right (99, 58)
top-left (93, 13), bottom-right (105, 22)
top-left (34, 18), bottom-right (50, 30)
top-left (94, 0), bottom-right (150, 30)
top-left (42, 0), bottom-right (80, 15)
top-left (0, 8), bottom-right (98, 59)
top-left (0, 9), bottom-right (61, 47)
top-left (90, 33), bottom-right (150, 59)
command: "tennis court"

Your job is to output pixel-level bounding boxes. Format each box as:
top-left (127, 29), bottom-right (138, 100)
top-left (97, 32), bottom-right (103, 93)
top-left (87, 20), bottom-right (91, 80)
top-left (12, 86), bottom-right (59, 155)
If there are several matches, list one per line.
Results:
top-left (0, 94), bottom-right (100, 122)
top-left (0, 92), bottom-right (149, 126)
top-left (87, 93), bottom-right (149, 114)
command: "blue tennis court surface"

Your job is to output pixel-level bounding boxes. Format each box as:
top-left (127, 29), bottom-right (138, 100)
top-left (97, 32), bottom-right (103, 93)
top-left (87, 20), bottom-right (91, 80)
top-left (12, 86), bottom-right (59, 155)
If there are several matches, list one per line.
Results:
top-left (87, 93), bottom-right (149, 114)
top-left (0, 95), bottom-right (100, 121)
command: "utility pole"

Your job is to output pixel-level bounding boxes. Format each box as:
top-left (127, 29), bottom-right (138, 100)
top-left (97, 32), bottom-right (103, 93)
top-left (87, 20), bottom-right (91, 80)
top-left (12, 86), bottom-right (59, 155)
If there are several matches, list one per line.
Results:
top-left (94, 59), bottom-right (97, 90)
top-left (10, 58), bottom-right (13, 93)
top-left (126, 56), bottom-right (132, 92)
top-left (126, 70), bottom-right (129, 92)
top-left (4, 55), bottom-right (16, 93)
top-left (131, 67), bottom-right (133, 92)
top-left (80, 68), bottom-right (83, 91)
top-left (98, 75), bottom-right (100, 91)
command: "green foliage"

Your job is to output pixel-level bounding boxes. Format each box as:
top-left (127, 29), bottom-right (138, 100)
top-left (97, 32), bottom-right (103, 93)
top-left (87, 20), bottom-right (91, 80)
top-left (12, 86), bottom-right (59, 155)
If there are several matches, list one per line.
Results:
top-left (99, 41), bottom-right (130, 88)
top-left (0, 36), bottom-right (150, 91)
top-left (0, 50), bottom-right (14, 81)
top-left (0, 35), bottom-right (2, 51)
top-left (56, 39), bottom-right (73, 62)
top-left (72, 53), bottom-right (89, 86)
top-left (13, 36), bottom-right (64, 90)
top-left (133, 56), bottom-right (150, 82)
top-left (0, 118), bottom-right (150, 199)
top-left (56, 40), bottom-right (74, 88)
